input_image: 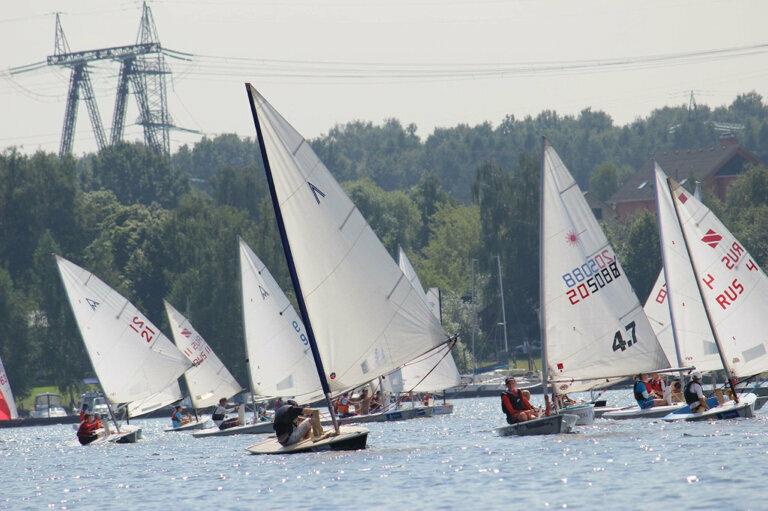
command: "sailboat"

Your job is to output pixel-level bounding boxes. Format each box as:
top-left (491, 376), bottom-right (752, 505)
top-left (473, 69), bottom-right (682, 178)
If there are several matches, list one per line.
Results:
top-left (243, 84), bottom-right (451, 454)
top-left (0, 355), bottom-right (18, 421)
top-left (163, 300), bottom-right (243, 432)
top-left (652, 165), bottom-right (764, 421)
top-left (533, 138), bottom-right (674, 429)
top-left (55, 254), bottom-right (192, 443)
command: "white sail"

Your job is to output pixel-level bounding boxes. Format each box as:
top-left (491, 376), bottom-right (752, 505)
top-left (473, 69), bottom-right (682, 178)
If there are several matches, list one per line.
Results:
top-left (426, 288), bottom-right (441, 322)
top-left (0, 355), bottom-right (18, 420)
top-left (164, 300), bottom-right (242, 409)
top-left (654, 165), bottom-right (768, 377)
top-left (239, 237), bottom-right (323, 403)
top-left (247, 85), bottom-right (448, 393)
top-left (55, 255), bottom-right (192, 411)
top-left (127, 381), bottom-right (183, 417)
top-left (541, 140), bottom-right (669, 393)
top-left (396, 248), bottom-right (460, 392)
top-left (643, 271), bottom-right (679, 366)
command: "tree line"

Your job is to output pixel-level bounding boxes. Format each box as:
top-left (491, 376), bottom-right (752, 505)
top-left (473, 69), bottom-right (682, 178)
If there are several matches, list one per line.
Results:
top-left (2, 92), bottom-right (768, 403)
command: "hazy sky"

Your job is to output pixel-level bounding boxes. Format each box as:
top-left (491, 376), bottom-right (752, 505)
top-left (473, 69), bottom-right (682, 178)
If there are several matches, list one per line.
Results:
top-left (1, 0), bottom-right (766, 155)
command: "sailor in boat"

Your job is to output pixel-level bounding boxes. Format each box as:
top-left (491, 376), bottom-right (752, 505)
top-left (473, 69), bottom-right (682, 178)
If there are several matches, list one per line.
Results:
top-left (334, 392), bottom-right (355, 418)
top-left (369, 391), bottom-right (383, 413)
top-left (648, 373), bottom-right (666, 398)
top-left (256, 402), bottom-right (269, 422)
top-left (670, 379), bottom-right (684, 403)
top-left (633, 374), bottom-right (668, 409)
top-left (274, 400), bottom-right (327, 446)
top-left (212, 398), bottom-right (240, 430)
top-left (171, 405), bottom-right (193, 429)
top-left (684, 371), bottom-right (710, 414)
top-left (76, 413), bottom-right (102, 445)
top-left (354, 388), bottom-right (370, 415)
top-left (501, 377), bottom-right (538, 423)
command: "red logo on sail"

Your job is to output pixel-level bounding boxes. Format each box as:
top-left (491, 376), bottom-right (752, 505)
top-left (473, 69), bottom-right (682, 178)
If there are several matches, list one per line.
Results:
top-left (180, 328), bottom-right (192, 337)
top-left (565, 231), bottom-right (579, 246)
top-left (556, 362), bottom-right (564, 372)
top-left (701, 229), bottom-right (722, 248)
top-left (678, 193), bottom-right (688, 204)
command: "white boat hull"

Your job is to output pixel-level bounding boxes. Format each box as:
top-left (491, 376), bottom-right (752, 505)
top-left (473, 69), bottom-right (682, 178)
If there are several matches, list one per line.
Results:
top-left (85, 425), bottom-right (142, 445)
top-left (163, 419), bottom-right (211, 432)
top-left (663, 393), bottom-right (756, 422)
top-left (430, 404), bottom-right (454, 415)
top-left (494, 413), bottom-right (578, 437)
top-left (603, 403), bottom-right (685, 420)
top-left (246, 426), bottom-right (369, 455)
top-left (560, 404), bottom-right (594, 425)
top-left (192, 420), bottom-right (274, 438)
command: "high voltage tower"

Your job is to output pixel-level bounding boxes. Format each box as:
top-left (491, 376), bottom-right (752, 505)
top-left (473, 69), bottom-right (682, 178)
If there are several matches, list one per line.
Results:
top-left (48, 2), bottom-right (174, 157)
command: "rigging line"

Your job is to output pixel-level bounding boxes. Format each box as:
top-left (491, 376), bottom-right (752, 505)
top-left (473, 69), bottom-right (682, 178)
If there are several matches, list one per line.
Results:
top-left (169, 42), bottom-right (768, 71)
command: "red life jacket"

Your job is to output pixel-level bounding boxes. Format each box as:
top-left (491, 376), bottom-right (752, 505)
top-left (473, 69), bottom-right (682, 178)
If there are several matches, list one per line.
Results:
top-left (77, 419), bottom-right (101, 438)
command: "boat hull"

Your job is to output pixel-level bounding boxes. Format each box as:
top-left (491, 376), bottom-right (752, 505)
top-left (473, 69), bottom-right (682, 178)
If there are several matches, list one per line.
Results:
top-left (192, 421), bottom-right (274, 438)
top-left (662, 393), bottom-right (756, 422)
top-left (430, 404), bottom-right (454, 415)
top-left (494, 413), bottom-right (578, 437)
top-left (246, 426), bottom-right (369, 455)
top-left (603, 403), bottom-right (685, 420)
top-left (560, 404), bottom-right (594, 425)
top-left (163, 419), bottom-right (210, 432)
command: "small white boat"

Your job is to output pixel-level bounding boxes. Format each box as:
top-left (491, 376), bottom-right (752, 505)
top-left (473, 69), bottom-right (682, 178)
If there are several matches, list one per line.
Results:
top-left (246, 426), bottom-right (369, 455)
top-left (538, 139), bottom-right (672, 424)
top-left (494, 414), bottom-right (578, 437)
top-left (663, 393), bottom-right (756, 422)
top-left (56, 255), bottom-right (193, 444)
top-left (163, 418), bottom-right (211, 432)
top-left (30, 393), bottom-right (68, 419)
top-left (559, 403), bottom-right (594, 425)
top-left (603, 403), bottom-right (684, 420)
top-left (164, 301), bottom-right (243, 432)
top-left (430, 403), bottom-right (454, 415)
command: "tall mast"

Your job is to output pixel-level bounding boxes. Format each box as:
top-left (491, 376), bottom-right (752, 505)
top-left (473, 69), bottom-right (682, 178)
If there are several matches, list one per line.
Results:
top-left (539, 137), bottom-right (549, 398)
top-left (245, 84), bottom-right (341, 433)
top-left (654, 166), bottom-right (685, 372)
top-left (470, 258), bottom-right (477, 380)
top-left (496, 255), bottom-right (509, 355)
top-left (666, 176), bottom-right (739, 402)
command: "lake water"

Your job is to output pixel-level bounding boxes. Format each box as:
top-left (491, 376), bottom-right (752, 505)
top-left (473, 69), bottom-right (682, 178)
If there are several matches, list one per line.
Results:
top-left (2, 389), bottom-right (767, 510)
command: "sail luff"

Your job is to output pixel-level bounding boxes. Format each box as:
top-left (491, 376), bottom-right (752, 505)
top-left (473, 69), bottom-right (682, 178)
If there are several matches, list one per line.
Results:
top-left (245, 84), bottom-right (339, 432)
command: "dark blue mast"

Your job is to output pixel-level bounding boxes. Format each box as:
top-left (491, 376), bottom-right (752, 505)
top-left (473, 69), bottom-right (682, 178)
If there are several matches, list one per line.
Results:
top-left (245, 84), bottom-right (341, 433)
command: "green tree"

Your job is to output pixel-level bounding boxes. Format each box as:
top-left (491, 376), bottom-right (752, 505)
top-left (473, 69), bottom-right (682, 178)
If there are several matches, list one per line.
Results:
top-left (589, 161), bottom-right (619, 201)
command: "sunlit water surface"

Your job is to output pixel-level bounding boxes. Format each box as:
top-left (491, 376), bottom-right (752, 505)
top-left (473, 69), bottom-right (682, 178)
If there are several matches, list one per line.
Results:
top-left (2, 390), bottom-right (768, 510)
